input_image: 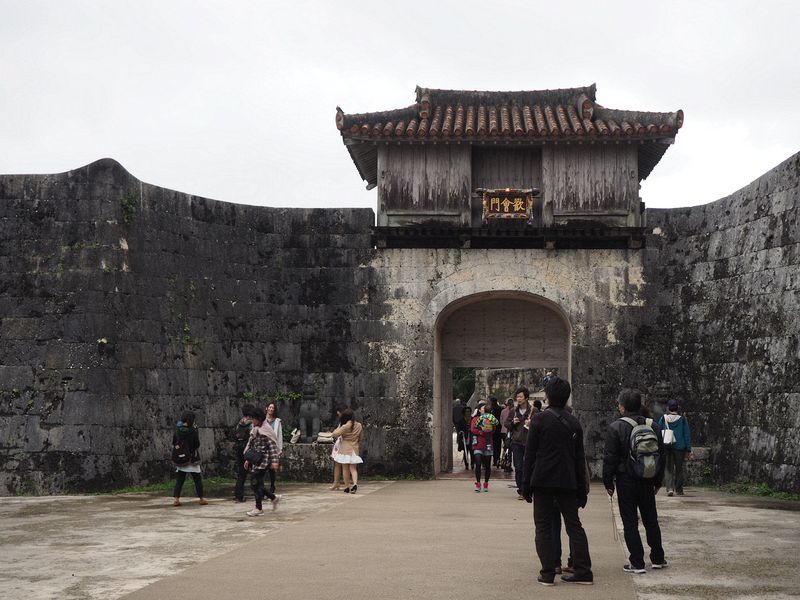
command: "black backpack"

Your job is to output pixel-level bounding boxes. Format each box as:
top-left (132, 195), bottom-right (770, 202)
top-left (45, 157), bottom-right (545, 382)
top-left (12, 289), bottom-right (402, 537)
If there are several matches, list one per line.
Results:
top-left (234, 421), bottom-right (252, 446)
top-left (171, 431), bottom-right (194, 466)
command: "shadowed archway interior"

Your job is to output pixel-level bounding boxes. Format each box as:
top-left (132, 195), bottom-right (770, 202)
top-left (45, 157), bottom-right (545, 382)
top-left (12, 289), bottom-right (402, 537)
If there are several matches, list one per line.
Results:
top-left (434, 294), bottom-right (571, 474)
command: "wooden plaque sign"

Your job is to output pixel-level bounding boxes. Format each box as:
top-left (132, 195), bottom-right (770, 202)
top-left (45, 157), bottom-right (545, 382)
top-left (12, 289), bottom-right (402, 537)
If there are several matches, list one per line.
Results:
top-left (481, 188), bottom-right (538, 224)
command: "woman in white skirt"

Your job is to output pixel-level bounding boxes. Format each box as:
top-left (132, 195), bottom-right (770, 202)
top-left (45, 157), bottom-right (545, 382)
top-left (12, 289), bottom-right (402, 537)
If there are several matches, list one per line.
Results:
top-left (329, 408), bottom-right (363, 493)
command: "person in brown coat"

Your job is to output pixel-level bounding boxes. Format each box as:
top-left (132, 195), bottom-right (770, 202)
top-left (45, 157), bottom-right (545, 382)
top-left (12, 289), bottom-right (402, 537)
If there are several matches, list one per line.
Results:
top-left (329, 408), bottom-right (363, 494)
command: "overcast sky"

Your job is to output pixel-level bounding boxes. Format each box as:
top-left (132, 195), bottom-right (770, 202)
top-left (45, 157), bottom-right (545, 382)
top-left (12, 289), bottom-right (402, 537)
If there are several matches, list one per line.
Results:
top-left (1, 1), bottom-right (798, 211)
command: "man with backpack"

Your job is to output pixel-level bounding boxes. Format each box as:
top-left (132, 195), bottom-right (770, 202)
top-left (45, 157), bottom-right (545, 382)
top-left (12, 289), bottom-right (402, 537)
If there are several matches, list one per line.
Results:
top-left (603, 389), bottom-right (667, 574)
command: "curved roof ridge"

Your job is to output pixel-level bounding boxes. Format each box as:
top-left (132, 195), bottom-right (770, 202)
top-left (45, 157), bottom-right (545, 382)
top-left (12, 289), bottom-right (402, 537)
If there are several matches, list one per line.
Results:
top-left (414, 83), bottom-right (597, 106)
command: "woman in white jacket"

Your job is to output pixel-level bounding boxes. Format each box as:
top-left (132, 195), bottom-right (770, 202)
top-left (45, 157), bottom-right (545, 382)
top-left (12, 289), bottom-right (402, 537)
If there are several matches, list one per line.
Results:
top-left (265, 403), bottom-right (283, 494)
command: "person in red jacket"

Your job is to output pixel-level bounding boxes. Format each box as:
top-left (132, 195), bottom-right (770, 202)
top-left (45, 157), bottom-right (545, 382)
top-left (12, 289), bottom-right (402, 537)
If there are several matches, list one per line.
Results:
top-left (470, 400), bottom-right (499, 492)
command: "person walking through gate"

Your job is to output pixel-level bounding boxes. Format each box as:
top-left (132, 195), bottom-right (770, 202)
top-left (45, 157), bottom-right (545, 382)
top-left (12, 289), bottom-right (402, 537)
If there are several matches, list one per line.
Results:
top-left (489, 397), bottom-right (503, 467)
top-left (603, 389), bottom-right (667, 574)
top-left (657, 399), bottom-right (692, 496)
top-left (470, 400), bottom-right (499, 492)
top-left (505, 386), bottom-right (534, 499)
top-left (521, 376), bottom-right (593, 586)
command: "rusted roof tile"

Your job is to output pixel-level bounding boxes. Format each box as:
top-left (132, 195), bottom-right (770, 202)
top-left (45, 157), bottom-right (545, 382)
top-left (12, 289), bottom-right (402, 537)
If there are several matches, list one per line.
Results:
top-left (417, 117), bottom-right (429, 137)
top-left (395, 120), bottom-right (406, 136)
top-left (533, 105), bottom-right (547, 135)
top-left (607, 119), bottom-right (621, 136)
top-left (544, 105), bottom-right (559, 136)
top-left (454, 104), bottom-right (464, 136)
top-left (522, 105), bottom-right (534, 135)
top-left (556, 105), bottom-right (572, 136)
top-left (406, 118), bottom-right (418, 136)
top-left (488, 105), bottom-right (498, 135)
top-left (477, 105), bottom-right (487, 135)
top-left (633, 122), bottom-right (646, 135)
top-left (583, 118), bottom-right (597, 135)
top-left (500, 105), bottom-right (511, 136)
top-left (429, 105), bottom-right (442, 137)
top-left (621, 121), bottom-right (633, 135)
top-left (567, 105), bottom-right (584, 135)
top-left (465, 105), bottom-right (475, 136)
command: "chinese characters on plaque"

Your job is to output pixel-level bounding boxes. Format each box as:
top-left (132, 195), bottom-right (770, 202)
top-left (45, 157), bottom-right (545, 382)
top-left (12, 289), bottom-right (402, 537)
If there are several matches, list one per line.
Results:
top-left (480, 188), bottom-right (540, 225)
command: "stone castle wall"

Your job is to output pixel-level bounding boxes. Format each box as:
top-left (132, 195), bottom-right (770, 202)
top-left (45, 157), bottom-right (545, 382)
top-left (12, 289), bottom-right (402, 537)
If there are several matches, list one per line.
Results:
top-left (0, 159), bottom-right (420, 493)
top-left (639, 152), bottom-right (800, 491)
top-left (1, 153), bottom-right (798, 494)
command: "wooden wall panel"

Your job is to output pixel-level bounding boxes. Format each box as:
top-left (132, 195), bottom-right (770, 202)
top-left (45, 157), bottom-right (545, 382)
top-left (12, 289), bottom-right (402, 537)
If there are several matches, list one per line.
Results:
top-left (378, 145), bottom-right (470, 224)
top-left (471, 147), bottom-right (542, 190)
top-left (441, 298), bottom-right (569, 370)
top-left (543, 145), bottom-right (638, 214)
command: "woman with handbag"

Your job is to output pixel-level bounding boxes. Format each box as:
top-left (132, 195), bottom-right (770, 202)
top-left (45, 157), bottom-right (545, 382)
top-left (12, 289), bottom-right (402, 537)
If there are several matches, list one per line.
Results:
top-left (657, 399), bottom-right (693, 496)
top-left (243, 407), bottom-right (282, 516)
top-left (172, 411), bottom-right (209, 507)
top-left (329, 408), bottom-right (363, 493)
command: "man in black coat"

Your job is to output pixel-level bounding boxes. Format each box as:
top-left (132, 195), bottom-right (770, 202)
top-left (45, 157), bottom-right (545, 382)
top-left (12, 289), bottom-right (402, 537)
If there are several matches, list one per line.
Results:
top-left (603, 389), bottom-right (667, 574)
top-left (521, 377), bottom-right (593, 586)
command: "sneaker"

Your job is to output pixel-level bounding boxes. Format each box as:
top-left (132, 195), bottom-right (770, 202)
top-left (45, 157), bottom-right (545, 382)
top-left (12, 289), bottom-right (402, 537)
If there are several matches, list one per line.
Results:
top-left (474, 482), bottom-right (481, 493)
top-left (483, 482), bottom-right (489, 492)
top-left (271, 495), bottom-right (282, 511)
top-left (623, 564), bottom-right (646, 574)
top-left (560, 574), bottom-right (593, 585)
top-left (537, 576), bottom-right (555, 587)
top-left (667, 490), bottom-right (674, 497)
top-left (652, 561), bottom-right (668, 569)
top-left (246, 508), bottom-right (264, 517)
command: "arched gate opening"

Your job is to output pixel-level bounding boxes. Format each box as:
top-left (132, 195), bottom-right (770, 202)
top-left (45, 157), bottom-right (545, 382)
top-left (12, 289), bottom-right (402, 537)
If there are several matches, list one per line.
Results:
top-left (432, 292), bottom-right (571, 475)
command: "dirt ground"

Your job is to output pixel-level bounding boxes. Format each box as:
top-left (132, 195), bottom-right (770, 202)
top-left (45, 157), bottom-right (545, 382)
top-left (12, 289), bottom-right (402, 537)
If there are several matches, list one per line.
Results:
top-left (0, 481), bottom-right (798, 600)
top-left (0, 482), bottom-right (389, 600)
top-left (630, 489), bottom-right (800, 600)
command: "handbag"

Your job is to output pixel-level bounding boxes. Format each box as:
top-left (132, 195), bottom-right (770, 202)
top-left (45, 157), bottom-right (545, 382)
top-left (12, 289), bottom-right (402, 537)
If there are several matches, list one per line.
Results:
top-left (662, 418), bottom-right (676, 445)
top-left (243, 448), bottom-right (264, 464)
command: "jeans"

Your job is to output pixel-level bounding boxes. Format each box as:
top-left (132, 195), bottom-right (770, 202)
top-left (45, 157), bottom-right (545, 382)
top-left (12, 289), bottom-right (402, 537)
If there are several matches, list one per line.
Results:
top-left (533, 488), bottom-right (592, 580)
top-left (234, 447), bottom-right (247, 500)
top-left (511, 443), bottom-right (525, 493)
top-left (616, 475), bottom-right (665, 568)
top-left (173, 471), bottom-right (204, 498)
top-left (251, 469), bottom-right (276, 510)
top-left (664, 447), bottom-right (686, 493)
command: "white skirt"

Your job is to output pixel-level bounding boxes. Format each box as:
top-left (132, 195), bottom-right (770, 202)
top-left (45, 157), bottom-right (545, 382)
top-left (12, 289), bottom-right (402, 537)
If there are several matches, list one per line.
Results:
top-left (334, 452), bottom-right (363, 465)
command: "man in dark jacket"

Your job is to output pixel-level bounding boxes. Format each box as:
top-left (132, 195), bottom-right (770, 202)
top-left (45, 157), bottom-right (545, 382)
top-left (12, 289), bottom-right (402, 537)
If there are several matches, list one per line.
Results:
top-left (521, 377), bottom-right (593, 586)
top-left (603, 389), bottom-right (667, 574)
top-left (505, 385), bottom-right (534, 498)
top-left (233, 404), bottom-right (256, 502)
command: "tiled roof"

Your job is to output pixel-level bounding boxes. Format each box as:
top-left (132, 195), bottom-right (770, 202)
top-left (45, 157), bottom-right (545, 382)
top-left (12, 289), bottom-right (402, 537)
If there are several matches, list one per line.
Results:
top-left (336, 84), bottom-right (683, 186)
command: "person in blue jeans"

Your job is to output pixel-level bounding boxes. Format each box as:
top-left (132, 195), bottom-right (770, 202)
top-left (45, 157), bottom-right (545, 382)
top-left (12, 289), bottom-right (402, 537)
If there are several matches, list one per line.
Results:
top-left (504, 385), bottom-right (534, 499)
top-left (657, 399), bottom-right (692, 496)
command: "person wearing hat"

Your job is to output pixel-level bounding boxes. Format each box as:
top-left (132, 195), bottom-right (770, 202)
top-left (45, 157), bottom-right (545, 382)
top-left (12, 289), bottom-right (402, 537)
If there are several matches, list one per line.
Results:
top-left (657, 399), bottom-right (692, 496)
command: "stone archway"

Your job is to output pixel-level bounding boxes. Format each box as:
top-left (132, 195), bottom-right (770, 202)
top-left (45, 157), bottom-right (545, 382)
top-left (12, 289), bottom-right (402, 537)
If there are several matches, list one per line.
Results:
top-left (432, 291), bottom-right (571, 474)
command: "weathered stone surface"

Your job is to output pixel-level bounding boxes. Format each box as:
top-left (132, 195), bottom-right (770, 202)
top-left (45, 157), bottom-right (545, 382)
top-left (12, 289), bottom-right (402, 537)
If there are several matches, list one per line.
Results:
top-left (0, 154), bottom-right (797, 494)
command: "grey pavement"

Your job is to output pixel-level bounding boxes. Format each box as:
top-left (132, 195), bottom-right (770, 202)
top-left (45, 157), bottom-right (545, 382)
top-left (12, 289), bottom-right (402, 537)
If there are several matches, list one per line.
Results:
top-left (124, 481), bottom-right (633, 600)
top-left (2, 480), bottom-right (799, 600)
